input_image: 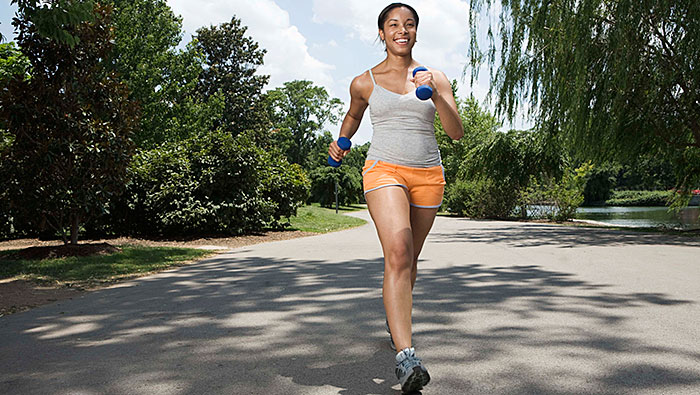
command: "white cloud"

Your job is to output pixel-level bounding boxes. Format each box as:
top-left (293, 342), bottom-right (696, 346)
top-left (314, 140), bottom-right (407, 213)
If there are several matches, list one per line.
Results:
top-left (167, 0), bottom-right (335, 92)
top-left (312, 0), bottom-right (532, 131)
top-left (313, 1), bottom-right (467, 70)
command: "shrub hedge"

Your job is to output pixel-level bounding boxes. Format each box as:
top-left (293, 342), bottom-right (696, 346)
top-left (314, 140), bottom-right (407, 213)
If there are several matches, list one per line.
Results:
top-left (108, 130), bottom-right (310, 236)
top-left (605, 190), bottom-right (673, 206)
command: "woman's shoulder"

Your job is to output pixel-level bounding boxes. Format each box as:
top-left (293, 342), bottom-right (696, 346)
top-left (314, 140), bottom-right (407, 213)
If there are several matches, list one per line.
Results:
top-left (351, 70), bottom-right (373, 88)
top-left (349, 70), bottom-right (374, 101)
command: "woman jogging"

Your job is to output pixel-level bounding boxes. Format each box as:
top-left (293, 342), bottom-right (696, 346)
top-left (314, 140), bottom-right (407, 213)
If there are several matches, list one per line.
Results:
top-left (328, 3), bottom-right (464, 393)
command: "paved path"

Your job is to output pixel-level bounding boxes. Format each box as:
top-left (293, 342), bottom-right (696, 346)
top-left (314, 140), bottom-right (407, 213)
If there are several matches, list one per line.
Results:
top-left (2, 211), bottom-right (700, 395)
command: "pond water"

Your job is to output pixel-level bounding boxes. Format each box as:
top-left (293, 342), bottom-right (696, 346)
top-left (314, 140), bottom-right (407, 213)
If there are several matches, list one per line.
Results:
top-left (575, 206), bottom-right (700, 230)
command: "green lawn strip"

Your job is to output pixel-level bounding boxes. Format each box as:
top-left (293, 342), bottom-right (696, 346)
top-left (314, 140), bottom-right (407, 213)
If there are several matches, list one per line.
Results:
top-left (288, 204), bottom-right (367, 233)
top-left (0, 246), bottom-right (213, 285)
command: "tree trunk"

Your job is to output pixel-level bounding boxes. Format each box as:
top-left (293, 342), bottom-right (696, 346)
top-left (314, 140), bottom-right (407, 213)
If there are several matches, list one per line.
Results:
top-left (70, 214), bottom-right (80, 245)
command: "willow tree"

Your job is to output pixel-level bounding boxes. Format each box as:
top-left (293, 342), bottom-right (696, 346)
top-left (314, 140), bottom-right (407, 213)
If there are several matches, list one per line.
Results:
top-left (468, 0), bottom-right (700, 205)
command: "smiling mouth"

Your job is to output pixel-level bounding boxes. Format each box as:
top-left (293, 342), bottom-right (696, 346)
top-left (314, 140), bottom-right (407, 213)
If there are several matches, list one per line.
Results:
top-left (394, 38), bottom-right (409, 45)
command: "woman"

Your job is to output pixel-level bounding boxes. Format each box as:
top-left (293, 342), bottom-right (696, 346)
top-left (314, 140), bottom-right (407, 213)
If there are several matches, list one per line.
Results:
top-left (328, 3), bottom-right (464, 393)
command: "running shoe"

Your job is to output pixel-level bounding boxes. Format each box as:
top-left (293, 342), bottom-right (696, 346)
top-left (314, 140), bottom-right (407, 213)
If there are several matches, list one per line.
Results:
top-left (395, 347), bottom-right (430, 393)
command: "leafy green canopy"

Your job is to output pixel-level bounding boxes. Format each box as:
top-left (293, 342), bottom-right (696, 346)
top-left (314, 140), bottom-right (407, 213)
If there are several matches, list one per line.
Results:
top-left (468, 0), bottom-right (700, 202)
top-left (266, 80), bottom-right (344, 166)
top-left (0, 43), bottom-right (30, 83)
top-left (7, 0), bottom-right (96, 46)
top-left (106, 0), bottom-right (199, 148)
top-left (0, 3), bottom-right (137, 244)
top-left (193, 17), bottom-right (270, 135)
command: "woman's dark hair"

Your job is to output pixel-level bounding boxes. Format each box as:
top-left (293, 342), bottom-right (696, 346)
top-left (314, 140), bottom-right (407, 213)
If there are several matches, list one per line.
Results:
top-left (377, 3), bottom-right (419, 30)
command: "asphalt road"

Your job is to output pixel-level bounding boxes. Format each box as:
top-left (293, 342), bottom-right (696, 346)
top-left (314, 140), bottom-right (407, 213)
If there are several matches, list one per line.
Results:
top-left (2, 211), bottom-right (699, 395)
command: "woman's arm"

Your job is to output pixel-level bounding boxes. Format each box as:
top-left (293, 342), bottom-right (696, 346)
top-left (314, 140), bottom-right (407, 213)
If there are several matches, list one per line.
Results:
top-left (413, 69), bottom-right (464, 140)
top-left (329, 73), bottom-right (371, 162)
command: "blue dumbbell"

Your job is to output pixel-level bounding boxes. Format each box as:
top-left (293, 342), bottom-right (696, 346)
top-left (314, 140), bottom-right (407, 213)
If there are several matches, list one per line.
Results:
top-left (328, 137), bottom-right (352, 167)
top-left (412, 66), bottom-right (433, 100)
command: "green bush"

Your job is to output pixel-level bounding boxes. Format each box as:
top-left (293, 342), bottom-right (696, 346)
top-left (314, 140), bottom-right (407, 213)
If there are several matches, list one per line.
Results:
top-left (109, 130), bottom-right (309, 236)
top-left (444, 177), bottom-right (518, 218)
top-left (583, 165), bottom-right (617, 205)
top-left (522, 164), bottom-right (591, 221)
top-left (305, 132), bottom-right (367, 207)
top-left (308, 165), bottom-right (362, 208)
top-left (606, 190), bottom-right (673, 206)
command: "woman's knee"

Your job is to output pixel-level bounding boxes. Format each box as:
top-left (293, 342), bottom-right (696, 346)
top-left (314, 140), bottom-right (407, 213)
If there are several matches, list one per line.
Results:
top-left (384, 242), bottom-right (413, 271)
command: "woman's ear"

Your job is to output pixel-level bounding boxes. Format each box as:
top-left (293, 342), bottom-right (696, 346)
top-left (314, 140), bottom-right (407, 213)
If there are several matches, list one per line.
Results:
top-left (378, 29), bottom-right (385, 43)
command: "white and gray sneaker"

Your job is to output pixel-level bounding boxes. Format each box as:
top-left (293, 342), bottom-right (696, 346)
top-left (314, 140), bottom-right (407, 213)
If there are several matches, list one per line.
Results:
top-left (395, 347), bottom-right (430, 393)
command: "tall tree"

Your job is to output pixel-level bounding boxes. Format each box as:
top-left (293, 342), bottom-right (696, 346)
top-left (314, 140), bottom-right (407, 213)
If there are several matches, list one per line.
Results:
top-left (107, 0), bottom-right (207, 148)
top-left (193, 17), bottom-right (269, 135)
top-left (7, 0), bottom-right (95, 46)
top-left (468, 0), bottom-right (700, 204)
top-left (0, 3), bottom-right (137, 244)
top-left (0, 43), bottom-right (30, 84)
top-left (266, 80), bottom-right (343, 166)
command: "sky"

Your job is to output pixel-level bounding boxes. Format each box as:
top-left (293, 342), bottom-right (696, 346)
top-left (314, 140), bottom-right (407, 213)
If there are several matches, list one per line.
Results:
top-left (0, 0), bottom-right (531, 144)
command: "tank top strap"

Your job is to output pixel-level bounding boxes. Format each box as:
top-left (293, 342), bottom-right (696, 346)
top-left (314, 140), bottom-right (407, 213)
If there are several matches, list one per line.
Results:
top-left (368, 69), bottom-right (376, 86)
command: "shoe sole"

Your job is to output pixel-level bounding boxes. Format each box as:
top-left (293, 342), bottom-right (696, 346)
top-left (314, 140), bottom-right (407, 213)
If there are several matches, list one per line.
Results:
top-left (401, 367), bottom-right (430, 393)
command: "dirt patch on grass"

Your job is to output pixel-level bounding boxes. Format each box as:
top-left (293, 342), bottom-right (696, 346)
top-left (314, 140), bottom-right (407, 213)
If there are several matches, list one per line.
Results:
top-left (0, 279), bottom-right (83, 316)
top-left (0, 230), bottom-right (316, 317)
top-left (0, 230), bottom-right (315, 251)
top-left (10, 242), bottom-right (121, 260)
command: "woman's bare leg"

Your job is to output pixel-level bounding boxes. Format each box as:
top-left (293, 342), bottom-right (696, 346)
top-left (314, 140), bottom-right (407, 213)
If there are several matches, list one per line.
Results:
top-left (409, 206), bottom-right (439, 289)
top-left (366, 186), bottom-right (414, 351)
top-left (366, 187), bottom-right (439, 351)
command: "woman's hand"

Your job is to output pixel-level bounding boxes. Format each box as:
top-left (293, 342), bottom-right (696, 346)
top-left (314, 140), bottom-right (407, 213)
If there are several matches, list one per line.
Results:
top-left (410, 68), bottom-right (438, 97)
top-left (328, 139), bottom-right (350, 163)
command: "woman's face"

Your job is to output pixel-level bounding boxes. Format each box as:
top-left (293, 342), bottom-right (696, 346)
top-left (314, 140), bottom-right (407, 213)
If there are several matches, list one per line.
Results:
top-left (379, 7), bottom-right (417, 55)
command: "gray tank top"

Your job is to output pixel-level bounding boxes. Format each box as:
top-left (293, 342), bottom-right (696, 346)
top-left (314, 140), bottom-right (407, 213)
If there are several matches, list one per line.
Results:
top-left (365, 68), bottom-right (441, 168)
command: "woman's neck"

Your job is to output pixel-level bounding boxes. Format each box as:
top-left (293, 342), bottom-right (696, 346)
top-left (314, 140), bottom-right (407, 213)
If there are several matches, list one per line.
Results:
top-left (383, 52), bottom-right (414, 71)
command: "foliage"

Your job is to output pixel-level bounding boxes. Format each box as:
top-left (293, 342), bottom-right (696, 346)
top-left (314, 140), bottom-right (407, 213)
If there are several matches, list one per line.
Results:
top-left (0, 3), bottom-right (137, 244)
top-left (308, 166), bottom-right (363, 208)
top-left (467, 0), bottom-right (700, 206)
top-left (442, 126), bottom-right (563, 218)
top-left (583, 165), bottom-right (618, 205)
top-left (8, 0), bottom-right (96, 46)
top-left (266, 80), bottom-right (344, 166)
top-left (444, 177), bottom-right (516, 218)
top-left (521, 163), bottom-right (592, 221)
top-left (193, 17), bottom-right (270, 135)
top-left (436, 94), bottom-right (501, 185)
top-left (582, 157), bottom-right (677, 205)
top-left (0, 43), bottom-right (30, 83)
top-left (107, 0), bottom-right (207, 148)
top-left (111, 131), bottom-right (310, 236)
top-left (305, 131), bottom-right (367, 206)
top-left (606, 190), bottom-right (673, 207)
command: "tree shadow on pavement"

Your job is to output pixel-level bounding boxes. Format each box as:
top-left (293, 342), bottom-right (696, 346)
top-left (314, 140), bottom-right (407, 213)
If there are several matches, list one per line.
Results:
top-left (1, 249), bottom-right (699, 394)
top-left (431, 219), bottom-right (700, 248)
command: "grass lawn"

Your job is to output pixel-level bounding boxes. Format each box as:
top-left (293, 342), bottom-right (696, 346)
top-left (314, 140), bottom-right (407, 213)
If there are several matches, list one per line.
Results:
top-left (0, 204), bottom-right (366, 287)
top-left (0, 246), bottom-right (213, 286)
top-left (287, 203), bottom-right (367, 233)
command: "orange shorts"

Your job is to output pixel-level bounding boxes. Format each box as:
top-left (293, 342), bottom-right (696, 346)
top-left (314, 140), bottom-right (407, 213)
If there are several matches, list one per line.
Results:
top-left (362, 160), bottom-right (446, 208)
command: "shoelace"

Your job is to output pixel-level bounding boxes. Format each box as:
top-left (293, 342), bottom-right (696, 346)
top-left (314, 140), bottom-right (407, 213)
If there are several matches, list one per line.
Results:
top-left (397, 354), bottom-right (422, 370)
